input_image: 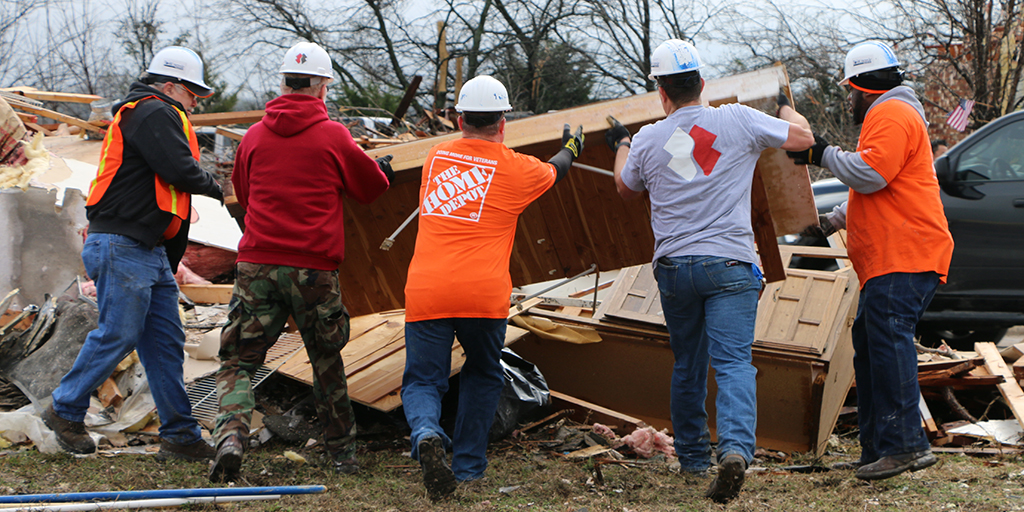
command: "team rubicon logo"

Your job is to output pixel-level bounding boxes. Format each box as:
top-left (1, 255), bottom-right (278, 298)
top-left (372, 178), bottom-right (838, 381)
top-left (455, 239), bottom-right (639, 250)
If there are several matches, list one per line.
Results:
top-left (296, 53), bottom-right (307, 64)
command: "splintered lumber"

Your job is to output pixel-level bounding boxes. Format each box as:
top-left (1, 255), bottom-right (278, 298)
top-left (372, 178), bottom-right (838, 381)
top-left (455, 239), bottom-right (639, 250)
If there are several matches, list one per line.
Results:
top-left (1, 87), bottom-right (103, 104)
top-left (4, 98), bottom-right (104, 135)
top-left (391, 75), bottom-right (423, 126)
top-left (976, 342), bottom-right (1024, 429)
top-left (190, 110), bottom-right (265, 127)
top-left (549, 390), bottom-right (645, 435)
top-left (215, 126), bottom-right (246, 142)
top-left (178, 284), bottom-right (234, 304)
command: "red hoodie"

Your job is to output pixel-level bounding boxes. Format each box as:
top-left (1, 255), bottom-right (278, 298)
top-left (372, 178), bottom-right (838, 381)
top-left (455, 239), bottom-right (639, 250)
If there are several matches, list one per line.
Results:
top-left (233, 94), bottom-right (389, 270)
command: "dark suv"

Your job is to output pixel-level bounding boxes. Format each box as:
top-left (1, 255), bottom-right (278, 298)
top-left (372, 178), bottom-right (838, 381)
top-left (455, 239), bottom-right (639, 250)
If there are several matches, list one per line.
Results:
top-left (800, 111), bottom-right (1024, 346)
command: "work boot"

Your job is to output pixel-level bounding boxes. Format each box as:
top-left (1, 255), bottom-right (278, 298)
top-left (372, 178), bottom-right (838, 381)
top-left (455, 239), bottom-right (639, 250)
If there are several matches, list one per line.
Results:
top-left (832, 455), bottom-right (877, 470)
top-left (41, 404), bottom-right (96, 455)
top-left (855, 449), bottom-right (937, 480)
top-left (418, 436), bottom-right (456, 501)
top-left (208, 435), bottom-right (244, 483)
top-left (333, 457), bottom-right (360, 475)
top-left (705, 453), bottom-right (746, 503)
top-left (156, 438), bottom-right (216, 462)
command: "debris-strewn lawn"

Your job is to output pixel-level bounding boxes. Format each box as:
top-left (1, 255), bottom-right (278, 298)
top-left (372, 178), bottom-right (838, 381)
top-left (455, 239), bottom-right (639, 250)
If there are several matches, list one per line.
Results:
top-left (1, 433), bottom-right (1021, 511)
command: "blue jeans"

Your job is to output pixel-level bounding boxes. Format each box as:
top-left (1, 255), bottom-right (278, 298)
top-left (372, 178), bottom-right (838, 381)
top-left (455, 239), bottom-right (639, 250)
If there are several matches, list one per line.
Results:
top-left (853, 272), bottom-right (939, 461)
top-left (402, 317), bottom-right (506, 481)
top-left (654, 256), bottom-right (760, 472)
top-left (51, 233), bottom-right (202, 445)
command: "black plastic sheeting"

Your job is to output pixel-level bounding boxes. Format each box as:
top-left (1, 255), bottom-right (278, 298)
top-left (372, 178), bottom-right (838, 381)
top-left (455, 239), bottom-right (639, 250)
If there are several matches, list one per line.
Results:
top-left (489, 348), bottom-right (551, 442)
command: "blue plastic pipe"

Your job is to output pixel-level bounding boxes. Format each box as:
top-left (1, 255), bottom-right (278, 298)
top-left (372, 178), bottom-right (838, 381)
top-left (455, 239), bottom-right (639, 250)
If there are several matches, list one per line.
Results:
top-left (0, 485), bottom-right (325, 504)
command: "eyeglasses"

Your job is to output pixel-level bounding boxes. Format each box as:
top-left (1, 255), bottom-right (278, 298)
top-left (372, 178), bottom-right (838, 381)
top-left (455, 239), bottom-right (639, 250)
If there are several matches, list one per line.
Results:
top-left (176, 83), bottom-right (198, 100)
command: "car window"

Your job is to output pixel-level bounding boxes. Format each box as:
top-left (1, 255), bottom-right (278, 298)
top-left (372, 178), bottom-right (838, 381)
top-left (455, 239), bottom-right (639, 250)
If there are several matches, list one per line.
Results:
top-left (955, 120), bottom-right (1024, 182)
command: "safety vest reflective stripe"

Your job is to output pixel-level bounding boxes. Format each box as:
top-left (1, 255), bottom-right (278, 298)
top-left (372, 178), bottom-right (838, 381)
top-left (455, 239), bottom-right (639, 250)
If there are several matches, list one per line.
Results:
top-left (86, 96), bottom-right (199, 223)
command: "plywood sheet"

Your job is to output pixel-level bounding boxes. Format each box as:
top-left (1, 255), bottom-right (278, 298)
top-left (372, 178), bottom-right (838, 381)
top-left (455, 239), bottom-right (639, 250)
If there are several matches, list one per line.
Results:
top-left (274, 310), bottom-right (532, 412)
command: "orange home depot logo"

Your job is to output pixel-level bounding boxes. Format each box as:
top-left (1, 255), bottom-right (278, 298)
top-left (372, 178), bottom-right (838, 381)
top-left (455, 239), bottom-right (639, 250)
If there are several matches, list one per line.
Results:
top-left (421, 153), bottom-right (496, 221)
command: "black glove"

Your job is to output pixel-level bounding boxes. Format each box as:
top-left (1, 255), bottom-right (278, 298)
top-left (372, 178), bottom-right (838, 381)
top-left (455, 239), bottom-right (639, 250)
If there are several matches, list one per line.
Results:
top-left (376, 154), bottom-right (395, 184)
top-left (208, 182), bottom-right (224, 206)
top-left (800, 213), bottom-right (836, 238)
top-left (776, 93), bottom-right (790, 117)
top-left (605, 116), bottom-right (631, 151)
top-left (562, 124), bottom-right (584, 159)
top-left (787, 134), bottom-right (830, 167)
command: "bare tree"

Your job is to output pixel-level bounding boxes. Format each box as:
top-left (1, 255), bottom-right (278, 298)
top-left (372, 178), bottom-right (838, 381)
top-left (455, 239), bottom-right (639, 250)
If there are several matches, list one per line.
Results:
top-left (217, 0), bottom-right (428, 115)
top-left (887, 0), bottom-right (1024, 129)
top-left (578, 0), bottom-right (733, 97)
top-left (0, 0), bottom-right (37, 85)
top-left (116, 0), bottom-right (163, 75)
top-left (488, 0), bottom-right (588, 112)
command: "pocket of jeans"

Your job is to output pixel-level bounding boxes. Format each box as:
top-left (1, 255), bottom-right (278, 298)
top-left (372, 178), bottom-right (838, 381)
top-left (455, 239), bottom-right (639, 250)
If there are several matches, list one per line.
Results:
top-left (654, 259), bottom-right (677, 299)
top-left (703, 259), bottom-right (755, 292)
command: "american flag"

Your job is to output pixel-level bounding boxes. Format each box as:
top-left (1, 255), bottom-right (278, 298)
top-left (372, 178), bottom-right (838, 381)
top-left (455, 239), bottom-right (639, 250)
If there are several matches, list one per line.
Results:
top-left (946, 99), bottom-right (975, 132)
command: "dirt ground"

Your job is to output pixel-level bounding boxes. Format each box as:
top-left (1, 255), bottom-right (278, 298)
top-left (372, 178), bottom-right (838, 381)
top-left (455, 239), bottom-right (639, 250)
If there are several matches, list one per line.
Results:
top-left (1, 404), bottom-right (1022, 512)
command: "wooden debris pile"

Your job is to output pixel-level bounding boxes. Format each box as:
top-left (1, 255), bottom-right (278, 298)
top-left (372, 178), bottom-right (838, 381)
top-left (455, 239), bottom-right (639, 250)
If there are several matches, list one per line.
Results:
top-left (914, 340), bottom-right (1024, 453)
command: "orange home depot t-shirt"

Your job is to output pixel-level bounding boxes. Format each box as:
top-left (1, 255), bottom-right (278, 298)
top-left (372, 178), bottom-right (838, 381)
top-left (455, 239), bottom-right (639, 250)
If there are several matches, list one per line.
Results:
top-left (404, 137), bottom-right (556, 322)
top-left (846, 98), bottom-right (954, 287)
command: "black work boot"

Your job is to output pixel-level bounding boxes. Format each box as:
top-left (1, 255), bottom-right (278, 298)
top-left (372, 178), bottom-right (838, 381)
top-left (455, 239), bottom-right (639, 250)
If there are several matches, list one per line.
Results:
top-left (208, 435), bottom-right (244, 483)
top-left (418, 436), bottom-right (456, 501)
top-left (855, 449), bottom-right (937, 480)
top-left (157, 438), bottom-right (216, 462)
top-left (41, 404), bottom-right (96, 455)
top-left (705, 453), bottom-right (747, 503)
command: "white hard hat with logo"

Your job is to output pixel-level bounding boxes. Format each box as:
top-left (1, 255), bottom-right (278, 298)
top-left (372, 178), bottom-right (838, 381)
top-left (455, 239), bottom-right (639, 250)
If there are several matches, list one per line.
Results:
top-left (841, 41), bottom-right (901, 85)
top-left (280, 42), bottom-right (334, 79)
top-left (455, 75), bottom-right (512, 112)
top-left (648, 39), bottom-right (703, 79)
top-left (146, 46), bottom-right (212, 98)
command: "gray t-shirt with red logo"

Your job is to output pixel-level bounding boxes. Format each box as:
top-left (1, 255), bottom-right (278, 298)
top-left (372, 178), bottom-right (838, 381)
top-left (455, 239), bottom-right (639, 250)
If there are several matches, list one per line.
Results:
top-left (620, 103), bottom-right (790, 264)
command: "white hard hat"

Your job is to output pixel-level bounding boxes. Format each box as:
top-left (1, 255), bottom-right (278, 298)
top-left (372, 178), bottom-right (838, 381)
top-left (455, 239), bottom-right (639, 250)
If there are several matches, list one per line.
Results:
top-left (147, 46), bottom-right (212, 98)
top-left (648, 39), bottom-right (703, 79)
top-left (280, 42), bottom-right (334, 79)
top-left (455, 75), bottom-right (512, 112)
top-left (841, 41), bottom-right (901, 85)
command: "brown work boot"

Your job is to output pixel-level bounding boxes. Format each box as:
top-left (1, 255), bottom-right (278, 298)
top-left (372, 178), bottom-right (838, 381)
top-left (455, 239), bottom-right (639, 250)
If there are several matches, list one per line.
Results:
top-left (418, 436), bottom-right (457, 501)
top-left (208, 435), bottom-right (244, 483)
top-left (855, 449), bottom-right (937, 480)
top-left (41, 404), bottom-right (96, 455)
top-left (156, 438), bottom-right (216, 462)
top-left (705, 453), bottom-right (747, 503)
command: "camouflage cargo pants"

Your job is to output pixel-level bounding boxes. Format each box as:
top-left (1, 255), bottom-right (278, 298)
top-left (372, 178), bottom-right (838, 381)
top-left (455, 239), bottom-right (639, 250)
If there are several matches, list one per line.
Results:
top-left (213, 262), bottom-right (356, 460)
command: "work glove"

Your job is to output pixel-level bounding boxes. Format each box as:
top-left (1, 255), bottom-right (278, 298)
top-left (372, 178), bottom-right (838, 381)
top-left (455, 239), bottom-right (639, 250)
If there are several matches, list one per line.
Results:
top-left (605, 116), bottom-right (631, 152)
top-left (562, 124), bottom-right (584, 159)
top-left (776, 93), bottom-right (790, 117)
top-left (376, 154), bottom-right (396, 184)
top-left (800, 213), bottom-right (837, 238)
top-left (208, 182), bottom-right (224, 206)
top-left (787, 134), bottom-right (830, 167)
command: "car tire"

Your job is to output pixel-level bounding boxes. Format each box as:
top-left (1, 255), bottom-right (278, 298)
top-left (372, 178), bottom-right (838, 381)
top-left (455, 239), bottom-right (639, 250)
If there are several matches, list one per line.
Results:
top-left (917, 327), bottom-right (1009, 350)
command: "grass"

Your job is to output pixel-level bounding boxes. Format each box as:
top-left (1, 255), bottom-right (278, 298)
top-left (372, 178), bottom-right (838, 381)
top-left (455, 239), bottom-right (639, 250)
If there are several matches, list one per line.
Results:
top-left (1, 433), bottom-right (1022, 511)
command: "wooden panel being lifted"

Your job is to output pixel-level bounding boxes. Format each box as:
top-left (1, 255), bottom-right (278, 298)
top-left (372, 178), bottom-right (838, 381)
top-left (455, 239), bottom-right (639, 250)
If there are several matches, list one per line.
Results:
top-left (336, 64), bottom-right (816, 316)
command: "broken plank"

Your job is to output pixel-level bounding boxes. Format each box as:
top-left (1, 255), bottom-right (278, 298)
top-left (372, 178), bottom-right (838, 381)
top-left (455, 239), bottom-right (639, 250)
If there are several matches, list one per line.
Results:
top-left (15, 112), bottom-right (37, 124)
top-left (1, 87), bottom-right (103, 104)
top-left (976, 342), bottom-right (1024, 430)
top-left (6, 100), bottom-right (104, 134)
top-left (178, 284), bottom-right (234, 304)
top-left (549, 390), bottom-right (645, 436)
top-left (190, 110), bottom-right (265, 127)
top-left (215, 126), bottom-right (246, 142)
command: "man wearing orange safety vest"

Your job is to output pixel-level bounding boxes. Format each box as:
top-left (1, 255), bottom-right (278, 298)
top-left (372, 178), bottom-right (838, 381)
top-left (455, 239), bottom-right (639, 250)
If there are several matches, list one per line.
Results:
top-left (43, 46), bottom-right (224, 462)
